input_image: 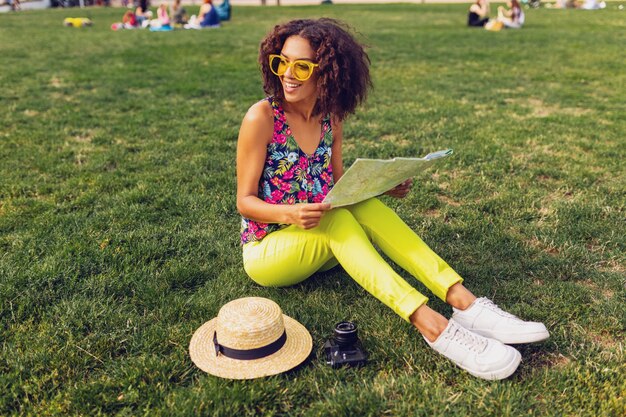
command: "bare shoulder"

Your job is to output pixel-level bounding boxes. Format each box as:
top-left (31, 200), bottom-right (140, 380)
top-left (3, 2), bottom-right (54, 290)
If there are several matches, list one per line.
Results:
top-left (239, 99), bottom-right (274, 145)
top-left (244, 100), bottom-right (273, 124)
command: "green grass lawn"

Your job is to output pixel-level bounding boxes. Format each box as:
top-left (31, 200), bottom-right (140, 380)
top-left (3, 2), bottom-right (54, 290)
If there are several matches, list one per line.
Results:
top-left (1, 4), bottom-right (624, 416)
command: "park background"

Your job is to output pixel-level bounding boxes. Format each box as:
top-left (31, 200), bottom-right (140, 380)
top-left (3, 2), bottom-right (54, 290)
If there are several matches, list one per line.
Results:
top-left (0, 0), bottom-right (496, 13)
top-left (1, 2), bottom-right (624, 416)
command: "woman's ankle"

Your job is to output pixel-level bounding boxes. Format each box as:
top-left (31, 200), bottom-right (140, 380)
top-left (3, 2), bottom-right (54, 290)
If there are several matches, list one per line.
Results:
top-left (410, 304), bottom-right (449, 342)
top-left (446, 283), bottom-right (477, 311)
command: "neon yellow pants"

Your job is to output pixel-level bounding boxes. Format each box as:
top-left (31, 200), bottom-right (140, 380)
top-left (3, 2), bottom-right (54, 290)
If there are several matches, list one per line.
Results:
top-left (242, 198), bottom-right (463, 322)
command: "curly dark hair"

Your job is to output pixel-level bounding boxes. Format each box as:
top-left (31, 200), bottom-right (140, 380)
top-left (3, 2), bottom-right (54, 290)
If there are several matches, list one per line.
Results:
top-left (259, 18), bottom-right (372, 122)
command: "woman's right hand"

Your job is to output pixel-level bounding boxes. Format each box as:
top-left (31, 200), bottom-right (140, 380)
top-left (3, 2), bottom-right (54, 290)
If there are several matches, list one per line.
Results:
top-left (288, 203), bottom-right (332, 229)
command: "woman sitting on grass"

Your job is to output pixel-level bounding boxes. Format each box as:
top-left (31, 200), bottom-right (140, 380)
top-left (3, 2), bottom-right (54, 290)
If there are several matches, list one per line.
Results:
top-left (185, 0), bottom-right (220, 29)
top-left (496, 0), bottom-right (524, 28)
top-left (122, 10), bottom-right (138, 28)
top-left (171, 0), bottom-right (188, 26)
top-left (236, 18), bottom-right (548, 380)
top-left (157, 3), bottom-right (171, 27)
top-left (468, 0), bottom-right (490, 27)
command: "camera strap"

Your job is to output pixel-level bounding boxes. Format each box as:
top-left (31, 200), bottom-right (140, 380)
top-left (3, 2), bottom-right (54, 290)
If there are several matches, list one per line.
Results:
top-left (213, 331), bottom-right (287, 360)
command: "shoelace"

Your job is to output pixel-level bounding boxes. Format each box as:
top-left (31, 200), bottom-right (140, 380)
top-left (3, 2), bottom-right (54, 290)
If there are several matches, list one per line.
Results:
top-left (478, 298), bottom-right (520, 320)
top-left (446, 323), bottom-right (488, 353)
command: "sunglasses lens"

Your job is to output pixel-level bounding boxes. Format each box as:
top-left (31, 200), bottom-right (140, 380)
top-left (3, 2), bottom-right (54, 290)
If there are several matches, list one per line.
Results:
top-left (293, 62), bottom-right (313, 81)
top-left (270, 56), bottom-right (287, 76)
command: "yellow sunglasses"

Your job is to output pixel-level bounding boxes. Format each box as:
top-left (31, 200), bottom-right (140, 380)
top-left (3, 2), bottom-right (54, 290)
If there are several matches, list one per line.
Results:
top-left (269, 54), bottom-right (319, 82)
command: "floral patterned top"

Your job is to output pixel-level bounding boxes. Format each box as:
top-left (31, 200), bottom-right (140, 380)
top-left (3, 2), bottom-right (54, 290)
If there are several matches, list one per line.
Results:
top-left (240, 97), bottom-right (334, 244)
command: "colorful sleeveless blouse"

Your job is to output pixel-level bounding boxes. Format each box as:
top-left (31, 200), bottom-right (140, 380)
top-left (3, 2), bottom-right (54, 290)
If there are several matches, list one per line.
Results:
top-left (240, 97), bottom-right (334, 244)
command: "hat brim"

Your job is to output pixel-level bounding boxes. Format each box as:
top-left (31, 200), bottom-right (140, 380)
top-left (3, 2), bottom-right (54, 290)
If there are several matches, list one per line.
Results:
top-left (189, 314), bottom-right (312, 379)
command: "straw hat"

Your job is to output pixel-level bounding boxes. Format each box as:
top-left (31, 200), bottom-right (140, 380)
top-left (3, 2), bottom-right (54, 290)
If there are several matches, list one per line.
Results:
top-left (189, 297), bottom-right (313, 379)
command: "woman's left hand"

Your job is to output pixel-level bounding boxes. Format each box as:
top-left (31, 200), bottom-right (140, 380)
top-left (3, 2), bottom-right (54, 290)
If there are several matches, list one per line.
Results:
top-left (385, 178), bottom-right (413, 199)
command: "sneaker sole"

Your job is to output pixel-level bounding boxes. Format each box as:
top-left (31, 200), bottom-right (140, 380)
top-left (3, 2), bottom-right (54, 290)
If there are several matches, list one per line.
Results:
top-left (472, 329), bottom-right (550, 344)
top-left (460, 348), bottom-right (522, 380)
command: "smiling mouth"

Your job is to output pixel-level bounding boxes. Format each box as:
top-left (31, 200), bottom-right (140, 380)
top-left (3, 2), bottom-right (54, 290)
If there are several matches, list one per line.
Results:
top-left (283, 80), bottom-right (301, 89)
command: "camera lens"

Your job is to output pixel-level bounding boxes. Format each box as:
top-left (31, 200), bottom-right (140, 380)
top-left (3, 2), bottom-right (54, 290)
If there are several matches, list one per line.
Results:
top-left (333, 321), bottom-right (358, 347)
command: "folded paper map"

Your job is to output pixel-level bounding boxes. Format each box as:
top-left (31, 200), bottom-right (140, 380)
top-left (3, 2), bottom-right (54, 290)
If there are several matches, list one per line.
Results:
top-left (323, 149), bottom-right (453, 208)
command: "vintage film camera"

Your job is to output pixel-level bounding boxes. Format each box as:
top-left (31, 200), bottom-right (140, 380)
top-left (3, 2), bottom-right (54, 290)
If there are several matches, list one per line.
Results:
top-left (323, 321), bottom-right (368, 368)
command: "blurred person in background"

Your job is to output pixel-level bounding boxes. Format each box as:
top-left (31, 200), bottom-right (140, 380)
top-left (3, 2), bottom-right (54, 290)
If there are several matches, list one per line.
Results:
top-left (468, 0), bottom-right (490, 27)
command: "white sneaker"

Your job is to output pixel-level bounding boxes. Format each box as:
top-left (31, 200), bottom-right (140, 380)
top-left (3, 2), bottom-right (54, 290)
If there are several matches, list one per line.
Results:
top-left (452, 297), bottom-right (550, 344)
top-left (424, 319), bottom-right (521, 380)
